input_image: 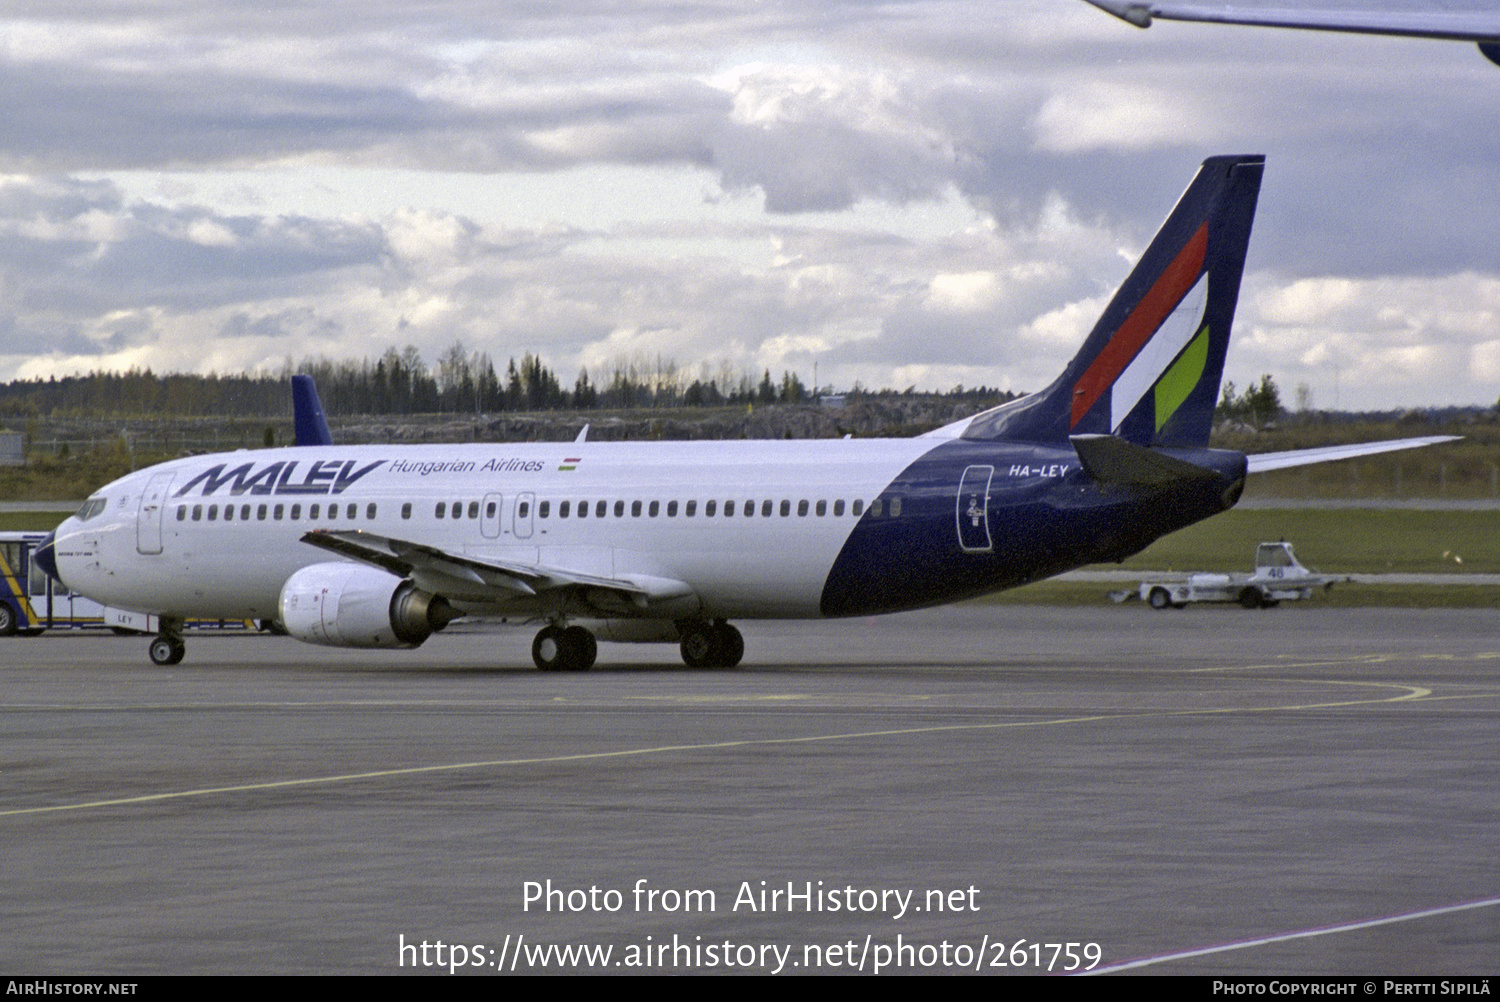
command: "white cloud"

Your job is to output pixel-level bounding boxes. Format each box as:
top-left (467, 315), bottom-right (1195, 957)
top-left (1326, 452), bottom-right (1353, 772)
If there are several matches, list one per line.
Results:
top-left (1031, 83), bottom-right (1211, 153)
top-left (926, 270), bottom-right (1000, 312)
top-left (0, 1), bottom-right (1496, 410)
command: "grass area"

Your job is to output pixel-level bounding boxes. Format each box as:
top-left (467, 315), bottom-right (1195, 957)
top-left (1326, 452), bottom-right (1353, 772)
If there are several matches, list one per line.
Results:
top-left (0, 511), bottom-right (70, 532)
top-left (1101, 508), bottom-right (1500, 575)
top-left (0, 444), bottom-right (175, 503)
top-left (1217, 417), bottom-right (1500, 500)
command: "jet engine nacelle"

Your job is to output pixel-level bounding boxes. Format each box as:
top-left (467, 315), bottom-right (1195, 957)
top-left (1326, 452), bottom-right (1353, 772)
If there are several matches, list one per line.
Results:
top-left (279, 562), bottom-right (459, 648)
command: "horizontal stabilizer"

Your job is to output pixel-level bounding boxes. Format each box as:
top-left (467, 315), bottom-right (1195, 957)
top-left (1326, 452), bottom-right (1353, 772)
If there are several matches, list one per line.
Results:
top-left (1071, 433), bottom-right (1219, 486)
top-left (1245, 436), bottom-right (1460, 474)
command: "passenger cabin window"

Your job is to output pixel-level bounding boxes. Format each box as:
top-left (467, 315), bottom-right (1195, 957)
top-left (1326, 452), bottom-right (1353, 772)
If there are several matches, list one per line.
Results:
top-left (402, 503), bottom-right (412, 519)
top-left (367, 503), bottom-right (377, 520)
top-left (436, 502), bottom-right (446, 519)
top-left (468, 501), bottom-right (479, 519)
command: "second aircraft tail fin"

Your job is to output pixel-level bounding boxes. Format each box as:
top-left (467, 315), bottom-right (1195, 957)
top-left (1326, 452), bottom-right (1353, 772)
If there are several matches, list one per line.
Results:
top-left (292, 374), bottom-right (334, 447)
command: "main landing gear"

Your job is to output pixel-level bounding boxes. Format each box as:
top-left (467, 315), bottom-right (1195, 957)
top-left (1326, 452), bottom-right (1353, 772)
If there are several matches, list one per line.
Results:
top-left (532, 624), bottom-right (598, 672)
top-left (679, 620), bottom-right (744, 669)
top-left (529, 619), bottom-right (746, 671)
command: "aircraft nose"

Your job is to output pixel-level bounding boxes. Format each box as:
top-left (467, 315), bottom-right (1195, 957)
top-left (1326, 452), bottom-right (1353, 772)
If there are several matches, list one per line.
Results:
top-left (33, 530), bottom-right (61, 585)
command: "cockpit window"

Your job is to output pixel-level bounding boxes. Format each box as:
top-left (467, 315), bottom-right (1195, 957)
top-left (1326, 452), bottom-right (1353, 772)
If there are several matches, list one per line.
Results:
top-left (75, 497), bottom-right (108, 522)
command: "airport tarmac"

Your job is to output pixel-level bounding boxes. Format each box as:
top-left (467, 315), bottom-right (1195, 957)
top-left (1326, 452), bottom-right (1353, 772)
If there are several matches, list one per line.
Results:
top-left (2, 604), bottom-right (1497, 976)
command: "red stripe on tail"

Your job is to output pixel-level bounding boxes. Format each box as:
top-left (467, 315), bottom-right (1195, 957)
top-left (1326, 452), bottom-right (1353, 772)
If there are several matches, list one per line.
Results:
top-left (1070, 223), bottom-right (1208, 428)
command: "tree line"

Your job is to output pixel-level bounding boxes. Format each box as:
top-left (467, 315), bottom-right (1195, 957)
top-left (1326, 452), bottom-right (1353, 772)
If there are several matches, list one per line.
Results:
top-left (0, 343), bottom-right (1014, 419)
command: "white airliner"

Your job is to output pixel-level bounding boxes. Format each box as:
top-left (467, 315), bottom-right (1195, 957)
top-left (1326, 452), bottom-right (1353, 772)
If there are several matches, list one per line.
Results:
top-left (1083, 1), bottom-right (1500, 66)
top-left (36, 156), bottom-right (1453, 670)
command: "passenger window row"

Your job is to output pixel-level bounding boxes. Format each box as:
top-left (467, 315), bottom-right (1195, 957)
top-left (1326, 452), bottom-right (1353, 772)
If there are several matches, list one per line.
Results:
top-left (176, 501), bottom-right (378, 523)
top-left (172, 494), bottom-right (901, 527)
top-left (430, 500), bottom-right (499, 520)
top-left (520, 496), bottom-right (900, 519)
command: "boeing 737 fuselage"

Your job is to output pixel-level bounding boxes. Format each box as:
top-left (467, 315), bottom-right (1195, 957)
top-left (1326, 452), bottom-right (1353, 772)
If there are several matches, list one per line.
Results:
top-left (33, 156), bottom-right (1452, 669)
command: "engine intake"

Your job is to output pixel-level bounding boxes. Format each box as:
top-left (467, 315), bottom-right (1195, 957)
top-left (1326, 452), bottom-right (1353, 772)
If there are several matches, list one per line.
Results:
top-left (279, 562), bottom-right (459, 648)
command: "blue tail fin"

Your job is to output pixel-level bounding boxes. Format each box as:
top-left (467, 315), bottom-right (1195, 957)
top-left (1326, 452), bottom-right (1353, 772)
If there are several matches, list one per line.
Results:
top-left (964, 154), bottom-right (1264, 448)
top-left (292, 374), bottom-right (334, 447)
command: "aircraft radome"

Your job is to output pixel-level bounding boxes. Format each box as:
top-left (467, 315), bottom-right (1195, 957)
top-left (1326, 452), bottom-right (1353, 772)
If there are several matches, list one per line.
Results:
top-left (36, 155), bottom-right (1455, 671)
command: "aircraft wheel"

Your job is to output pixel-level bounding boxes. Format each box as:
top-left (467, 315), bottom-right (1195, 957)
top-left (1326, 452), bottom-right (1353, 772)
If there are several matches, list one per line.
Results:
top-left (680, 623), bottom-right (716, 668)
top-left (1147, 588), bottom-right (1172, 611)
top-left (1238, 587), bottom-right (1264, 610)
top-left (561, 626), bottom-right (597, 671)
top-left (0, 601), bottom-right (17, 636)
top-left (149, 636), bottom-right (185, 666)
top-left (712, 622), bottom-right (744, 668)
top-left (532, 626), bottom-right (568, 671)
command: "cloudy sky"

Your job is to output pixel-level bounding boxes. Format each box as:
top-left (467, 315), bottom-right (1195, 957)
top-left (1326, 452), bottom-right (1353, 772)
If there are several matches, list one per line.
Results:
top-left (2, 0), bottom-right (1497, 410)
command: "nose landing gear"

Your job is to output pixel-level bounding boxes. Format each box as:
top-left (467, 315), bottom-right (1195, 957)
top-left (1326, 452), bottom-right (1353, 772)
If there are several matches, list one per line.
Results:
top-left (148, 629), bottom-right (186, 666)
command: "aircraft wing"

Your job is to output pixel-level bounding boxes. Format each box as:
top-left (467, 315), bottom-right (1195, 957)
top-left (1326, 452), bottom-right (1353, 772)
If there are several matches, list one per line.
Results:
top-left (1245, 435), bottom-right (1460, 474)
top-left (1083, 2), bottom-right (1500, 49)
top-left (299, 529), bottom-right (696, 608)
